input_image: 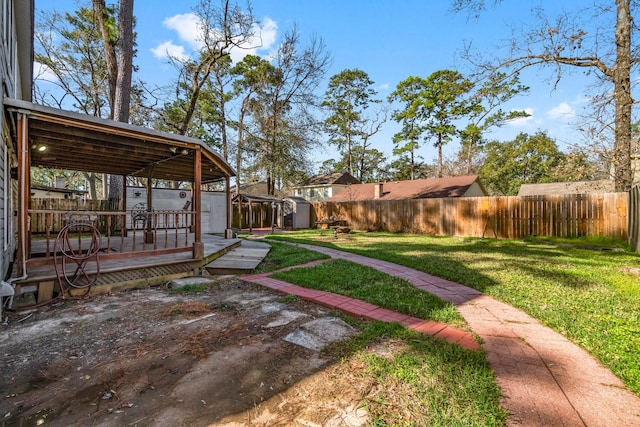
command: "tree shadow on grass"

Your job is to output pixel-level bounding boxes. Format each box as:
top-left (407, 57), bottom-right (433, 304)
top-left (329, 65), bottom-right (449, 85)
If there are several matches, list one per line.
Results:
top-left (266, 233), bottom-right (638, 293)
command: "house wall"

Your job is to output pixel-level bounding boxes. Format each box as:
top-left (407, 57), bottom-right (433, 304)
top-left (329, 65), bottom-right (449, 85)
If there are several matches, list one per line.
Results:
top-left (1, 0), bottom-right (26, 280)
top-left (30, 188), bottom-right (83, 199)
top-left (294, 186), bottom-right (329, 202)
top-left (293, 184), bottom-right (350, 202)
top-left (462, 182), bottom-right (486, 198)
top-left (1, 1), bottom-right (17, 99)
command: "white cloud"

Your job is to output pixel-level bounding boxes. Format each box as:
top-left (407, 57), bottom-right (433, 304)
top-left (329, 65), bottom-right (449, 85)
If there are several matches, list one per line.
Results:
top-left (33, 61), bottom-right (58, 83)
top-left (256, 17), bottom-right (278, 51)
top-left (150, 13), bottom-right (201, 61)
top-left (152, 14), bottom-right (279, 65)
top-left (163, 13), bottom-right (202, 49)
top-left (378, 83), bottom-right (390, 91)
top-left (150, 41), bottom-right (189, 61)
top-left (228, 17), bottom-right (279, 64)
top-left (548, 102), bottom-right (576, 121)
top-left (508, 107), bottom-right (535, 127)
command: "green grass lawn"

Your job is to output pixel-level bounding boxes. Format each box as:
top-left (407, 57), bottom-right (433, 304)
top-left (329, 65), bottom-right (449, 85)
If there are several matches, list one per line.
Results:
top-left (255, 239), bottom-right (507, 425)
top-left (334, 321), bottom-right (507, 426)
top-left (265, 230), bottom-right (640, 397)
top-left (272, 258), bottom-right (465, 327)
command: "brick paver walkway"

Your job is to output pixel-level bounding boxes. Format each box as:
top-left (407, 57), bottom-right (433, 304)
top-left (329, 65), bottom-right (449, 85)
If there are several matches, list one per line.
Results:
top-left (242, 242), bottom-right (640, 427)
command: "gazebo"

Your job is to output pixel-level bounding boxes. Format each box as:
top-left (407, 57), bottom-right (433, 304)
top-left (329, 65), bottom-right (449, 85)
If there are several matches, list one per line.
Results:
top-left (4, 99), bottom-right (237, 302)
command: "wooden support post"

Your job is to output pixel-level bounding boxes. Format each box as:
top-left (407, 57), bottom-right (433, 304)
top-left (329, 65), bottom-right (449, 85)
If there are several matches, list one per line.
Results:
top-left (16, 113), bottom-right (29, 275)
top-left (192, 148), bottom-right (203, 258)
top-left (145, 167), bottom-right (154, 244)
top-left (122, 174), bottom-right (128, 237)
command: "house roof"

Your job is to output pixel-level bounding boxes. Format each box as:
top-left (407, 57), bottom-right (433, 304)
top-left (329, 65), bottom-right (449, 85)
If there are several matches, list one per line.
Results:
top-left (295, 172), bottom-right (360, 187)
top-left (5, 99), bottom-right (235, 183)
top-left (327, 175), bottom-right (484, 202)
top-left (517, 180), bottom-right (615, 196)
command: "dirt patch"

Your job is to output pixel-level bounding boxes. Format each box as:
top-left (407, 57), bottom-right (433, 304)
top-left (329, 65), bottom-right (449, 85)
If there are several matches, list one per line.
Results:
top-left (0, 278), bottom-right (373, 426)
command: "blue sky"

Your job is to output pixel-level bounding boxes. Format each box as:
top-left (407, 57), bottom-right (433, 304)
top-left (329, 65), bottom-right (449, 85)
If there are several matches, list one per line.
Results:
top-left (35, 0), bottom-right (598, 171)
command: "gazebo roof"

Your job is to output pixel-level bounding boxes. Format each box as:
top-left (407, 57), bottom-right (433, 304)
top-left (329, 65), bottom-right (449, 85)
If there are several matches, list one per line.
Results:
top-left (5, 99), bottom-right (235, 183)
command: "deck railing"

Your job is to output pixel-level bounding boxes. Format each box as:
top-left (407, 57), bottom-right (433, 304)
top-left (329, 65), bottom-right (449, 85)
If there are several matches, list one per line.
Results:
top-left (28, 209), bottom-right (196, 261)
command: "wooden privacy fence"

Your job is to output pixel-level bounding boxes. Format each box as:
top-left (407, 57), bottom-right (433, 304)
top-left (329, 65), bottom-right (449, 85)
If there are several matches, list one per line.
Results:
top-left (30, 199), bottom-right (109, 233)
top-left (312, 193), bottom-right (628, 240)
top-left (628, 187), bottom-right (640, 251)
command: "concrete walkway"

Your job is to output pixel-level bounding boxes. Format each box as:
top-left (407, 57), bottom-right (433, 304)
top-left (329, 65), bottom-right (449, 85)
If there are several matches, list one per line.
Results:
top-left (242, 242), bottom-right (640, 427)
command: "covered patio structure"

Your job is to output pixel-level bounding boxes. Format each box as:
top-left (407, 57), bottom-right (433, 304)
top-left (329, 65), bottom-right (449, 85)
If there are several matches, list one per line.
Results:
top-left (4, 99), bottom-right (237, 303)
top-left (232, 194), bottom-right (282, 233)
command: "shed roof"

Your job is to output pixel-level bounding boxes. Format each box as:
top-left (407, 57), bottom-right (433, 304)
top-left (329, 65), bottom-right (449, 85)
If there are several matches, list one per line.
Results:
top-left (284, 196), bottom-right (310, 204)
top-left (517, 180), bottom-right (615, 196)
top-left (5, 99), bottom-right (235, 183)
top-left (327, 175), bottom-right (484, 202)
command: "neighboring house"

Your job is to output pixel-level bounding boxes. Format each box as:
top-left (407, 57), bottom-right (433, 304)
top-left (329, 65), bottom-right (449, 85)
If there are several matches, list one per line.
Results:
top-left (31, 185), bottom-right (87, 200)
top-left (291, 172), bottom-right (360, 202)
top-left (2, 0), bottom-right (32, 283)
top-left (517, 180), bottom-right (616, 196)
top-left (326, 175), bottom-right (487, 202)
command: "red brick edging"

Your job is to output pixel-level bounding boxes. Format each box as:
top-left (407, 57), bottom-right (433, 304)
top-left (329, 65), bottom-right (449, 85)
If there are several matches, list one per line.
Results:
top-left (242, 265), bottom-right (480, 351)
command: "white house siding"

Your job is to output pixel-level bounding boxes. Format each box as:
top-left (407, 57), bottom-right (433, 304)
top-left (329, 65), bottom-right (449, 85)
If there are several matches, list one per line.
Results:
top-left (295, 184), bottom-right (351, 202)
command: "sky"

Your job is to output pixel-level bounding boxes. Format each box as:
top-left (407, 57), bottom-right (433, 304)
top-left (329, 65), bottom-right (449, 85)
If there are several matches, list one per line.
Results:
top-left (34, 0), bottom-right (605, 172)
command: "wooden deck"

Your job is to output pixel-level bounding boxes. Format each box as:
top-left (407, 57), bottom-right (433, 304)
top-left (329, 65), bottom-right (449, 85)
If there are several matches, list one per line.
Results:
top-left (13, 234), bottom-right (244, 305)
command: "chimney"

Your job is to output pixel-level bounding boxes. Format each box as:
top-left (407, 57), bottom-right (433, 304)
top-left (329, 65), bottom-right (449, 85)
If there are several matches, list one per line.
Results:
top-left (374, 182), bottom-right (383, 199)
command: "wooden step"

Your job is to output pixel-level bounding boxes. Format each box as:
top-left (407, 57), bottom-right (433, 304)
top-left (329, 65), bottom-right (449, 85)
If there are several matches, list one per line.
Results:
top-left (204, 240), bottom-right (271, 275)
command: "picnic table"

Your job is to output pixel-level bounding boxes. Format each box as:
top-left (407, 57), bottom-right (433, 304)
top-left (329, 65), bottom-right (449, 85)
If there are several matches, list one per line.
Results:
top-left (316, 217), bottom-right (351, 236)
top-left (315, 217), bottom-right (349, 229)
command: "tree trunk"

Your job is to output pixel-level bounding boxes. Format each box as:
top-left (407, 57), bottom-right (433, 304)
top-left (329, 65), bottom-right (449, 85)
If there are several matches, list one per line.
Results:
top-left (235, 100), bottom-right (248, 195)
top-left (466, 134), bottom-right (476, 175)
top-left (410, 146), bottom-right (415, 180)
top-left (113, 0), bottom-right (134, 123)
top-left (437, 135), bottom-right (443, 178)
top-left (92, 0), bottom-right (118, 118)
top-left (613, 0), bottom-right (633, 191)
top-left (94, 0), bottom-right (135, 214)
top-left (82, 172), bottom-right (98, 200)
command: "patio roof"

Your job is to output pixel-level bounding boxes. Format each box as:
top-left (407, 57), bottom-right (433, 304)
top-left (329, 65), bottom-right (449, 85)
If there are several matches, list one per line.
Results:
top-left (232, 193), bottom-right (282, 203)
top-left (4, 99), bottom-right (235, 183)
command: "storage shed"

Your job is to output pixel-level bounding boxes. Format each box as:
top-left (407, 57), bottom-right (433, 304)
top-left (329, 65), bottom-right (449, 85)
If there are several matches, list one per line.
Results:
top-left (283, 197), bottom-right (310, 229)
